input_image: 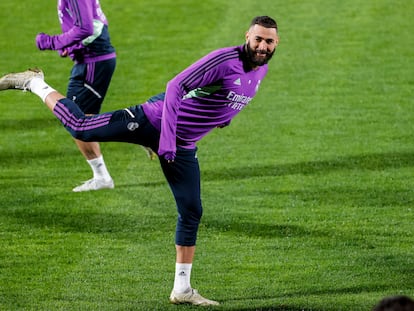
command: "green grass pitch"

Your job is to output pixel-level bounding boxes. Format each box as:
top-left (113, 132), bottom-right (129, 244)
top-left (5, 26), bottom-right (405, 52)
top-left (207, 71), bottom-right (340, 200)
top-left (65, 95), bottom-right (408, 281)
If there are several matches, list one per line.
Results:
top-left (0, 0), bottom-right (413, 310)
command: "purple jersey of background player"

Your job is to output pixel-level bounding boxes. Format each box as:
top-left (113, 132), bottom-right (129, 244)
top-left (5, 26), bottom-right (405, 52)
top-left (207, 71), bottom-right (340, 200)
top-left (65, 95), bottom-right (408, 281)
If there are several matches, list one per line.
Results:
top-left (51, 0), bottom-right (115, 62)
top-left (142, 44), bottom-right (268, 161)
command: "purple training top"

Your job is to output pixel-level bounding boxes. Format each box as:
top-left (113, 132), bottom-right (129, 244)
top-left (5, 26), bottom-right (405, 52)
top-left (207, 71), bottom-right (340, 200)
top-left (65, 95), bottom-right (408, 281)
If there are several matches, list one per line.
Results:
top-left (49, 0), bottom-right (115, 62)
top-left (142, 44), bottom-right (268, 161)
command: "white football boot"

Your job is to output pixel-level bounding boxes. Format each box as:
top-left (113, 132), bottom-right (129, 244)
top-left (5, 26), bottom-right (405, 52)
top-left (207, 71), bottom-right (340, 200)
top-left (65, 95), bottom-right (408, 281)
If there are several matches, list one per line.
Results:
top-left (72, 178), bottom-right (114, 192)
top-left (169, 288), bottom-right (219, 306)
top-left (0, 68), bottom-right (44, 91)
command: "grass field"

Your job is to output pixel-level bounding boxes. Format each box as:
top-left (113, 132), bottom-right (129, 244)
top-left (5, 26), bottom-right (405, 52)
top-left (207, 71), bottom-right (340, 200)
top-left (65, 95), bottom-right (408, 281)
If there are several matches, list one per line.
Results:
top-left (1, 0), bottom-right (413, 310)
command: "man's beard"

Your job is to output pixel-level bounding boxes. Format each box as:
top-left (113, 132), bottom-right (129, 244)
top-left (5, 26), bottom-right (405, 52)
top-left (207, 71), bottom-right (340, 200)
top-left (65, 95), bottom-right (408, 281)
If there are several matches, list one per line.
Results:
top-left (246, 42), bottom-right (275, 67)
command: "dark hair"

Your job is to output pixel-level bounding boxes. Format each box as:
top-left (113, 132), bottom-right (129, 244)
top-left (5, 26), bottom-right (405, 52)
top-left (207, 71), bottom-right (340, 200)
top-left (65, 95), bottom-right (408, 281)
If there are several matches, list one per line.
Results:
top-left (372, 295), bottom-right (414, 311)
top-left (250, 16), bottom-right (278, 32)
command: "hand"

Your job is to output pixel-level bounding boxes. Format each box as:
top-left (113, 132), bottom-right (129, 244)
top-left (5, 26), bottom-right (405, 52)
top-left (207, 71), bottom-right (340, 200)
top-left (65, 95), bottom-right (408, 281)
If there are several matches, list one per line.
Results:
top-left (59, 49), bottom-right (68, 57)
top-left (36, 33), bottom-right (52, 50)
top-left (162, 151), bottom-right (176, 163)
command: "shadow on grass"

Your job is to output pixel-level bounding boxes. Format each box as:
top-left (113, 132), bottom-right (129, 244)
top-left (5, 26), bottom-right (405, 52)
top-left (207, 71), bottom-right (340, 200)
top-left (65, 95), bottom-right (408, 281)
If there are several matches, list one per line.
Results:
top-left (202, 151), bottom-right (414, 181)
top-left (278, 186), bottom-right (413, 207)
top-left (0, 191), bottom-right (170, 236)
top-left (221, 283), bottom-right (408, 311)
top-left (2, 151), bottom-right (414, 236)
top-left (0, 117), bottom-right (58, 131)
top-left (205, 221), bottom-right (327, 239)
top-left (0, 186), bottom-right (323, 238)
top-left (218, 306), bottom-right (305, 311)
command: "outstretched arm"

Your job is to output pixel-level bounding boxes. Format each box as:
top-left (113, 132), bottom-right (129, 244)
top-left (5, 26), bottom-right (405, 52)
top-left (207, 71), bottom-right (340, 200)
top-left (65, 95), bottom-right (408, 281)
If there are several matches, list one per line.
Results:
top-left (36, 0), bottom-right (95, 51)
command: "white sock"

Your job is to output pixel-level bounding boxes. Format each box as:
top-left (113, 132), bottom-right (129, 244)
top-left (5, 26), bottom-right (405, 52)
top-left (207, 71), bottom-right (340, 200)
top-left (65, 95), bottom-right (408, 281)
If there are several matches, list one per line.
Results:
top-left (173, 263), bottom-right (192, 293)
top-left (29, 77), bottom-right (56, 102)
top-left (87, 155), bottom-right (111, 181)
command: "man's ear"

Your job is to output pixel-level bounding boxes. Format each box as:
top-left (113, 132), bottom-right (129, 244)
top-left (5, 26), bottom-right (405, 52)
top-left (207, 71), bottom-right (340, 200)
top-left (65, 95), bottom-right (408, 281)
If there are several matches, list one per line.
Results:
top-left (245, 31), bottom-right (249, 44)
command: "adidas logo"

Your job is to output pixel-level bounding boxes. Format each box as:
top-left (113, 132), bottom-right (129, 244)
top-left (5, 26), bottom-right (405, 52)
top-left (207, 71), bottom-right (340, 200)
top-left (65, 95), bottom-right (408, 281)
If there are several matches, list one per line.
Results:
top-left (233, 78), bottom-right (241, 86)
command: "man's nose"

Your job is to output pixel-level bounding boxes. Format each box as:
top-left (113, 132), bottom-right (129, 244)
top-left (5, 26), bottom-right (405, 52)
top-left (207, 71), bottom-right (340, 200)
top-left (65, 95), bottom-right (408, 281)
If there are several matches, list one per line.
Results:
top-left (258, 41), bottom-right (268, 51)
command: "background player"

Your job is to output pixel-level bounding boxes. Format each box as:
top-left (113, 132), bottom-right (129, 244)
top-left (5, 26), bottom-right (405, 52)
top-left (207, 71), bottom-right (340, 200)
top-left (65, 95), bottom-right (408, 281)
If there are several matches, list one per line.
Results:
top-left (36, 0), bottom-right (116, 192)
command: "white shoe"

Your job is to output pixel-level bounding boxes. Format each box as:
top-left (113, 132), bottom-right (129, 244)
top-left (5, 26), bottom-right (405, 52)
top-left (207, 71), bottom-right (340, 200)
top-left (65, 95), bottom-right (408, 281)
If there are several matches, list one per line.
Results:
top-left (72, 178), bottom-right (114, 192)
top-left (141, 146), bottom-right (157, 160)
top-left (169, 289), bottom-right (219, 306)
top-left (0, 68), bottom-right (44, 91)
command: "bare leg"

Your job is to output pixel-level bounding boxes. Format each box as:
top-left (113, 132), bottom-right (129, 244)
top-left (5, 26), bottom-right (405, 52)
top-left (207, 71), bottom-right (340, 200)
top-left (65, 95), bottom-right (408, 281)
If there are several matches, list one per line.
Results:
top-left (44, 91), bottom-right (65, 111)
top-left (176, 245), bottom-right (195, 263)
top-left (74, 140), bottom-right (102, 160)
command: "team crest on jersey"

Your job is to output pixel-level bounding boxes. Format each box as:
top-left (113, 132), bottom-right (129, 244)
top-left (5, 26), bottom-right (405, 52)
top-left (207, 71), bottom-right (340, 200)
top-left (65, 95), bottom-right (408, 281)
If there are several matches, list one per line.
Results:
top-left (233, 78), bottom-right (241, 86)
top-left (127, 122), bottom-right (139, 131)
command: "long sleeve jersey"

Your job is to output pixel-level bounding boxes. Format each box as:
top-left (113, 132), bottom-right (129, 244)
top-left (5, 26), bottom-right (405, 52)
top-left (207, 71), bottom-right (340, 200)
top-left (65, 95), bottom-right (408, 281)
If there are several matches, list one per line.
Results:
top-left (51, 0), bottom-right (115, 63)
top-left (141, 44), bottom-right (268, 160)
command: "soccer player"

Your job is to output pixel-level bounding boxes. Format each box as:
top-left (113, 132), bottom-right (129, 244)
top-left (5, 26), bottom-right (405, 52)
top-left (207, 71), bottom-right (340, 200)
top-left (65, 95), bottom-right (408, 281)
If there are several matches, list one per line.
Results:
top-left (36, 0), bottom-right (117, 192)
top-left (0, 15), bottom-right (279, 306)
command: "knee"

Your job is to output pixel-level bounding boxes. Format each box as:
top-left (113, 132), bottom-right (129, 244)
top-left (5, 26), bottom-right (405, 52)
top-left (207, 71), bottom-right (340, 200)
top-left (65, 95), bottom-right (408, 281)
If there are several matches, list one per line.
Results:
top-left (175, 203), bottom-right (203, 246)
top-left (177, 195), bottom-right (203, 223)
top-left (69, 130), bottom-right (90, 142)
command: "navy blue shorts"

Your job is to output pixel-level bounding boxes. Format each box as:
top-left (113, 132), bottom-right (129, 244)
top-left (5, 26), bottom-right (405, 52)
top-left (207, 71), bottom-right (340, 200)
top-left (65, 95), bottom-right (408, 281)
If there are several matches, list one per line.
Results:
top-left (67, 58), bottom-right (116, 114)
